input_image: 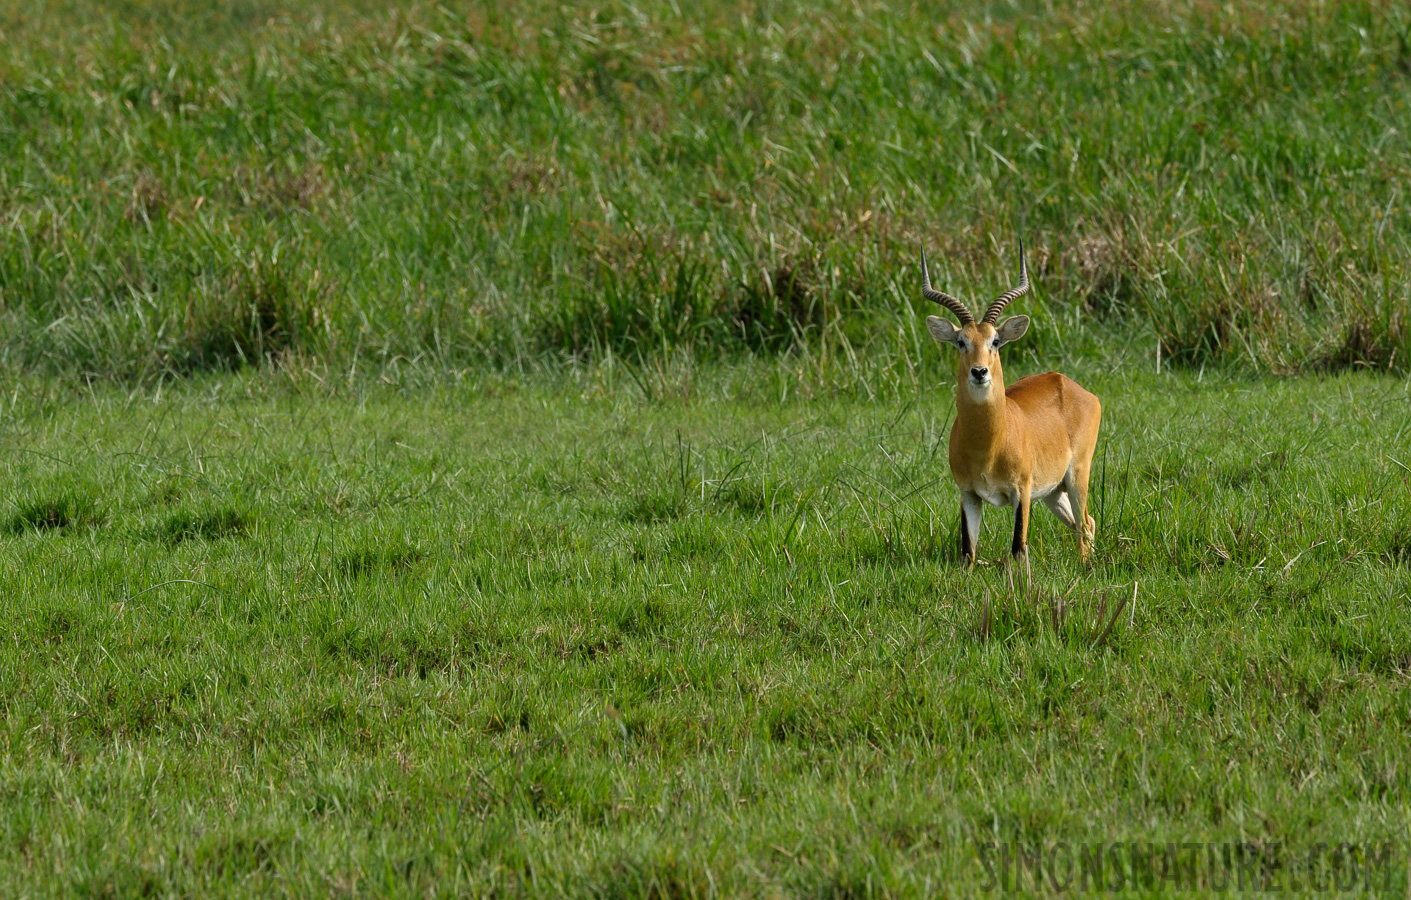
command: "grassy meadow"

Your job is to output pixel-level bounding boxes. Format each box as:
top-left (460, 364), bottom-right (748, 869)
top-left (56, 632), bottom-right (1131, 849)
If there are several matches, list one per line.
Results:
top-left (2, 366), bottom-right (1409, 896)
top-left (0, 0), bottom-right (1409, 896)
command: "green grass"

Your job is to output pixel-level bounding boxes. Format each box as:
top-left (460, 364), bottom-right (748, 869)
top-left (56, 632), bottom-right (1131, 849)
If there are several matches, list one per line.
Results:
top-left (1, 0), bottom-right (1410, 379)
top-left (0, 363), bottom-right (1407, 896)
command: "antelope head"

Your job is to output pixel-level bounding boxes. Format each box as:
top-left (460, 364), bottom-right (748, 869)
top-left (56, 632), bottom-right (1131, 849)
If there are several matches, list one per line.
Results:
top-left (921, 244), bottom-right (1030, 399)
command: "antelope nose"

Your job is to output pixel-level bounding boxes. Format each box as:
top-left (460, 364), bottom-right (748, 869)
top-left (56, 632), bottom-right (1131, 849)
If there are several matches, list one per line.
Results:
top-left (970, 366), bottom-right (989, 382)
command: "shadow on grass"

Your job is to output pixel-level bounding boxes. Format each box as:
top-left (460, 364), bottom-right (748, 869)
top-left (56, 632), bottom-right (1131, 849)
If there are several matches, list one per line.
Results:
top-left (334, 544), bottom-right (426, 577)
top-left (6, 491), bottom-right (105, 534)
top-left (147, 507), bottom-right (252, 544)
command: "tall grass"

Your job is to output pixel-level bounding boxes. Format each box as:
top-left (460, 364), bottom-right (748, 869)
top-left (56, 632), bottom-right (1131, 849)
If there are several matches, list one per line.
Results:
top-left (1, 0), bottom-right (1409, 380)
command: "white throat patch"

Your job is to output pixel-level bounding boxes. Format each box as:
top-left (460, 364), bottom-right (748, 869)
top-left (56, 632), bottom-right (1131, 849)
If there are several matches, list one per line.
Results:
top-left (966, 379), bottom-right (994, 401)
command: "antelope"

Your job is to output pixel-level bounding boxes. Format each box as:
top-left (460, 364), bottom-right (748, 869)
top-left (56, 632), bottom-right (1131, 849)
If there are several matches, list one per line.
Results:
top-left (919, 243), bottom-right (1102, 587)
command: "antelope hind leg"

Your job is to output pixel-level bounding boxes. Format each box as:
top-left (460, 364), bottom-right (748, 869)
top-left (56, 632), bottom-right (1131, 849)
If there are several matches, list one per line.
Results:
top-left (1043, 491), bottom-right (1076, 530)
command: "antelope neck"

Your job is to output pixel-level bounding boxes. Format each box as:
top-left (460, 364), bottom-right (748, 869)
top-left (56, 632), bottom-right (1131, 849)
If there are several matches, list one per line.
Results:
top-left (956, 373), bottom-right (1007, 459)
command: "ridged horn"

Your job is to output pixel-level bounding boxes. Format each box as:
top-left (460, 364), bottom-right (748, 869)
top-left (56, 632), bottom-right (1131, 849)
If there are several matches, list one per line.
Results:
top-left (981, 241), bottom-right (1029, 324)
top-left (920, 247), bottom-right (974, 325)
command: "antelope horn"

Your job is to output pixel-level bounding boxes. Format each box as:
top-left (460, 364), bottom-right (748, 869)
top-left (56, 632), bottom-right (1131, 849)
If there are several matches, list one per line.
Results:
top-left (920, 247), bottom-right (974, 325)
top-left (981, 241), bottom-right (1029, 324)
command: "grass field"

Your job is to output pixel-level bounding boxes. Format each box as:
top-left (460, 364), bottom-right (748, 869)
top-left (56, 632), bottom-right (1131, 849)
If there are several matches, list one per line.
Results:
top-left (1, 365), bottom-right (1408, 895)
top-left (1, 0), bottom-right (1410, 896)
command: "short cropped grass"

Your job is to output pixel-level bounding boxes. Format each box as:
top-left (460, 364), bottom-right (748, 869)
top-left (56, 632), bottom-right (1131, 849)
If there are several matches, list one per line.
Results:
top-left (1, 0), bottom-right (1410, 379)
top-left (0, 362), bottom-right (1406, 896)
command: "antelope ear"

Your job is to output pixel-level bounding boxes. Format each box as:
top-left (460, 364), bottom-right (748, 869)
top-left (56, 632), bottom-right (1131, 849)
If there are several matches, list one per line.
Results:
top-left (926, 316), bottom-right (963, 346)
top-left (994, 315), bottom-right (1030, 346)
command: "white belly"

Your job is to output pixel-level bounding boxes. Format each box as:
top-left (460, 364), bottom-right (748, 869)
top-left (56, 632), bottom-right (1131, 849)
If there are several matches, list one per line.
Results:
top-left (974, 480), bottom-right (1061, 507)
top-left (1032, 481), bottom-right (1062, 500)
top-left (975, 484), bottom-right (1011, 507)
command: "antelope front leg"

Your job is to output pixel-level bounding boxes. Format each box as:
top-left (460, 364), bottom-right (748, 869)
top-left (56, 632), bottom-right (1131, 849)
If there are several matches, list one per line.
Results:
top-left (1011, 489), bottom-right (1033, 601)
top-left (960, 491), bottom-right (984, 568)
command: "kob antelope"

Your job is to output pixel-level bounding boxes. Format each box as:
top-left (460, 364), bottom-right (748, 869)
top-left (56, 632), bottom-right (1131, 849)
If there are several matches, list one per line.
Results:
top-left (920, 243), bottom-right (1102, 582)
